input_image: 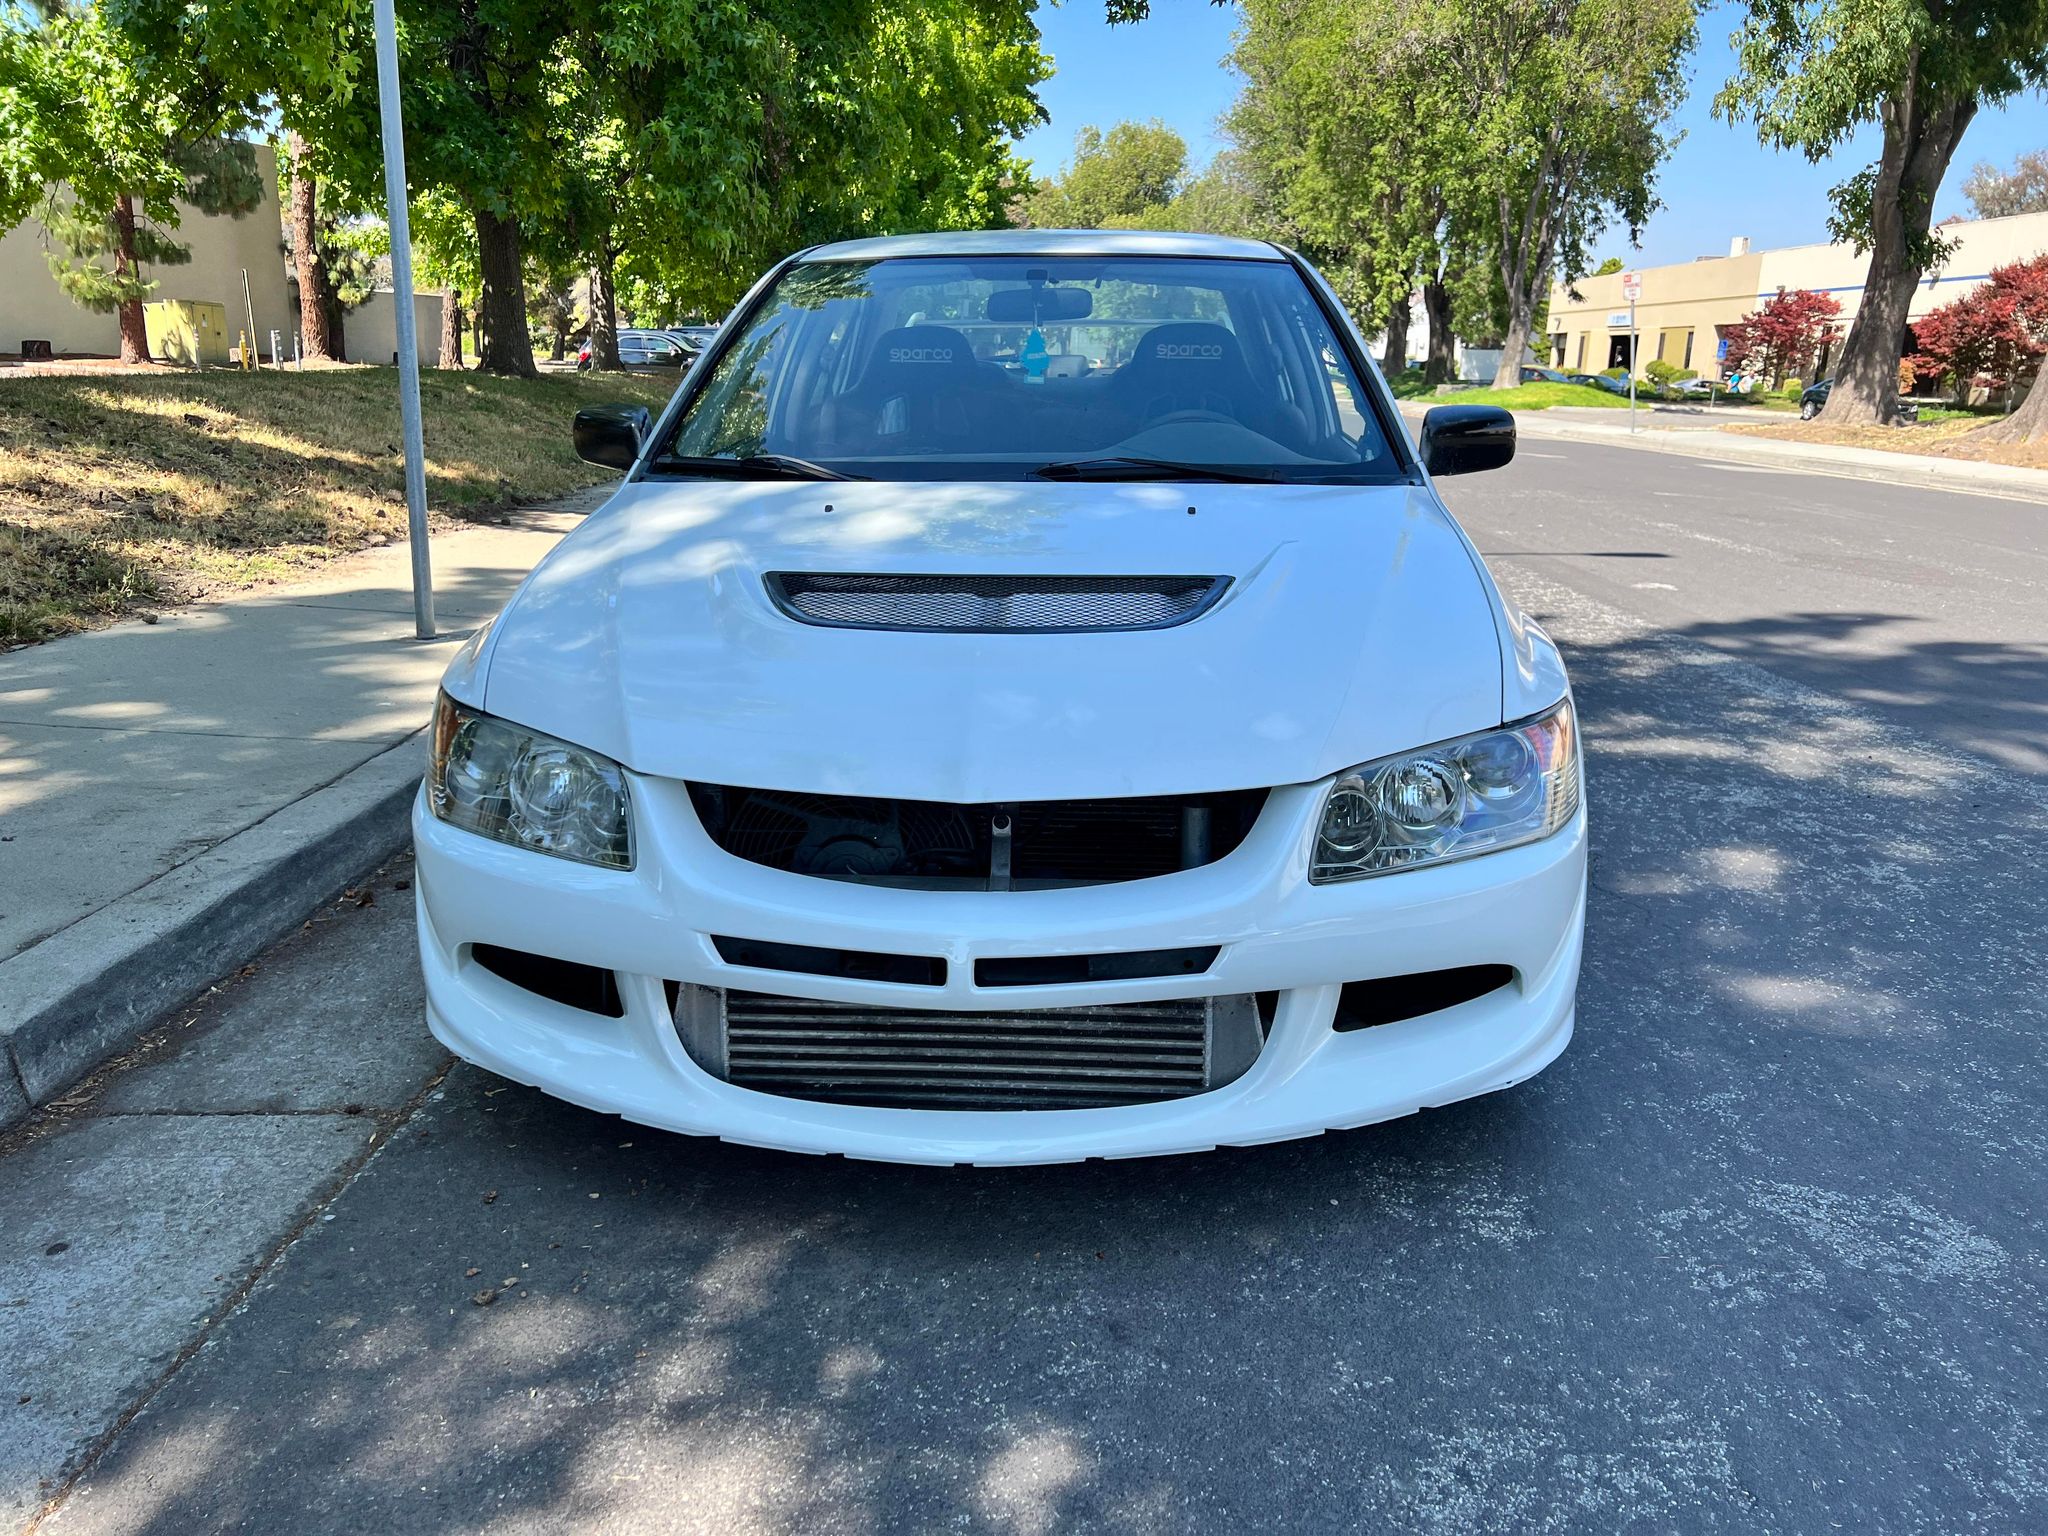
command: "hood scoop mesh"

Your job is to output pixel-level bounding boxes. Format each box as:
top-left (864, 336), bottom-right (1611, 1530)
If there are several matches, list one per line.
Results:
top-left (765, 572), bottom-right (1229, 633)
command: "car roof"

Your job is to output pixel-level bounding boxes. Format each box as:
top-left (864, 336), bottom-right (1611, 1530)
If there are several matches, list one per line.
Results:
top-left (799, 228), bottom-right (1287, 263)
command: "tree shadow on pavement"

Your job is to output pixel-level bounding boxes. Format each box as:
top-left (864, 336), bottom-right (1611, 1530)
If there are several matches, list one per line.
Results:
top-left (37, 605), bottom-right (2048, 1536)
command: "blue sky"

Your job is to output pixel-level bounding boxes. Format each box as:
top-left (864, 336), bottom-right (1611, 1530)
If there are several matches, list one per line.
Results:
top-left (1016, 3), bottom-right (2046, 270)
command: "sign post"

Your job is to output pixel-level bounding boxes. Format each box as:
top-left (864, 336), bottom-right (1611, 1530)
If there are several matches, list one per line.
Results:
top-left (373, 0), bottom-right (435, 640)
top-left (1621, 270), bottom-right (1642, 434)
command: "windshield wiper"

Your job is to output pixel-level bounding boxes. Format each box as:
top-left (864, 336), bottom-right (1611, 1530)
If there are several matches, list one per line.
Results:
top-left (1028, 456), bottom-right (1282, 484)
top-left (652, 453), bottom-right (867, 482)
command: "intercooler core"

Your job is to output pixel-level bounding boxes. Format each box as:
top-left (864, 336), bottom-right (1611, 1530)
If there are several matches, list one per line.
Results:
top-left (673, 987), bottom-right (1266, 1111)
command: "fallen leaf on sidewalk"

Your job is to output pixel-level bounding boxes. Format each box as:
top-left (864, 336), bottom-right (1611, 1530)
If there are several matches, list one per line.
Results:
top-left (471, 1288), bottom-right (497, 1307)
top-left (483, 1189), bottom-right (498, 1205)
top-left (465, 1267), bottom-right (480, 1277)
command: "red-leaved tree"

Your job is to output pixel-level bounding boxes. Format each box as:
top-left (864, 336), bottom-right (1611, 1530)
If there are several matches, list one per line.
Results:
top-left (1913, 254), bottom-right (2048, 404)
top-left (1720, 287), bottom-right (1844, 387)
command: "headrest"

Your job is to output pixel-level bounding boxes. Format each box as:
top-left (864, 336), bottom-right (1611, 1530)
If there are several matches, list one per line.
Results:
top-left (862, 325), bottom-right (978, 375)
top-left (1127, 323), bottom-right (1245, 371)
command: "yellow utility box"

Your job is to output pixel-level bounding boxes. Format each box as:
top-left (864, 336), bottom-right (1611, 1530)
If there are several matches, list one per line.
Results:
top-left (142, 299), bottom-right (231, 367)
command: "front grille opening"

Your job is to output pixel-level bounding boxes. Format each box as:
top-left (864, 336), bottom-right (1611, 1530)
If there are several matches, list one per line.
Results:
top-left (675, 987), bottom-right (1265, 1111)
top-left (1333, 965), bottom-right (1515, 1032)
top-left (472, 944), bottom-right (624, 1018)
top-left (767, 572), bottom-right (1230, 633)
top-left (688, 783), bottom-right (1267, 889)
top-left (712, 935), bottom-right (945, 987)
top-left (975, 946), bottom-right (1220, 988)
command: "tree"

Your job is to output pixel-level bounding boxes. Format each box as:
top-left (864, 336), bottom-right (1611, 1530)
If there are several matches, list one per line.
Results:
top-left (1721, 286), bottom-right (1844, 387)
top-left (1911, 257), bottom-right (2048, 403)
top-left (1718, 0), bottom-right (2048, 425)
top-left (1027, 120), bottom-right (1187, 228)
top-left (1, 3), bottom-right (264, 362)
top-left (1963, 148), bottom-right (2048, 218)
top-left (1430, 0), bottom-right (1694, 389)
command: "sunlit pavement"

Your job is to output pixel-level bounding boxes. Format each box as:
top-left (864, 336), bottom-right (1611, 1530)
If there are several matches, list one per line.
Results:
top-left (6, 439), bottom-right (2046, 1533)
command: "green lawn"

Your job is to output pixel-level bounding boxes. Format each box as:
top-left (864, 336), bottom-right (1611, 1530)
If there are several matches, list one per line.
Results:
top-left (1427, 381), bottom-right (1635, 410)
top-left (1, 367), bottom-right (675, 645)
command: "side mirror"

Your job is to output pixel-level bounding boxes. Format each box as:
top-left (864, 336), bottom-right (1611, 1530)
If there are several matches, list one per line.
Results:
top-left (1420, 404), bottom-right (1516, 476)
top-left (573, 404), bottom-right (652, 470)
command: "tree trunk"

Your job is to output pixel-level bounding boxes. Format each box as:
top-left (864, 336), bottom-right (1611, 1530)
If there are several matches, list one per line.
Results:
top-left (472, 207), bottom-right (536, 378)
top-left (113, 197), bottom-right (148, 365)
top-left (1380, 291), bottom-right (1411, 373)
top-left (589, 249), bottom-right (622, 372)
top-left (439, 289), bottom-right (465, 369)
top-left (1820, 81), bottom-right (1976, 426)
top-left (288, 137), bottom-right (338, 362)
top-left (548, 321), bottom-right (567, 363)
top-left (1494, 294), bottom-right (1537, 390)
top-left (1969, 362), bottom-right (2048, 445)
top-left (1422, 278), bottom-right (1455, 385)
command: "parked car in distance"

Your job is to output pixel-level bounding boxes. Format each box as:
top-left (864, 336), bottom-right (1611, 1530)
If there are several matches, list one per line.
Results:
top-left (1799, 377), bottom-right (1919, 422)
top-left (1521, 366), bottom-right (1570, 384)
top-left (1564, 372), bottom-right (1632, 396)
top-left (418, 228), bottom-right (1584, 1166)
top-left (666, 325), bottom-right (720, 352)
top-left (575, 328), bottom-right (699, 372)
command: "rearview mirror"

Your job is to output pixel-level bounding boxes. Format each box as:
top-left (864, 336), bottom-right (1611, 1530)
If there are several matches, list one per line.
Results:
top-left (573, 404), bottom-right (652, 470)
top-left (985, 286), bottom-right (1093, 323)
top-left (1420, 404), bottom-right (1515, 476)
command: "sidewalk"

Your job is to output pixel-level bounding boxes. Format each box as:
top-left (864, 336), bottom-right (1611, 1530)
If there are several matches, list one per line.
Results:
top-left (1401, 402), bottom-right (2048, 504)
top-left (0, 487), bottom-right (607, 1125)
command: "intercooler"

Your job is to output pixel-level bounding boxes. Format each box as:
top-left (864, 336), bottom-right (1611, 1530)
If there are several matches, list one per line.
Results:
top-left (672, 986), bottom-right (1265, 1111)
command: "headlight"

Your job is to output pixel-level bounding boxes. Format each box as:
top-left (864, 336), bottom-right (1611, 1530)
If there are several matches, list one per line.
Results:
top-left (427, 694), bottom-right (633, 869)
top-left (1311, 699), bottom-right (1579, 883)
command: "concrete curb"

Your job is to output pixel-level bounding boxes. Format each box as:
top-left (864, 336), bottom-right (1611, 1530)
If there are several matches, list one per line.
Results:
top-left (1400, 401), bottom-right (2048, 504)
top-left (0, 732), bottom-right (425, 1129)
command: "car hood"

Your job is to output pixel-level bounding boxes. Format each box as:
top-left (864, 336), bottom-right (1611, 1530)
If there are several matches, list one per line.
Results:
top-left (475, 478), bottom-right (1508, 801)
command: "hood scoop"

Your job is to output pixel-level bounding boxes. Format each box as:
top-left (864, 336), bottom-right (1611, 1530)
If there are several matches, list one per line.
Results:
top-left (764, 572), bottom-right (1230, 633)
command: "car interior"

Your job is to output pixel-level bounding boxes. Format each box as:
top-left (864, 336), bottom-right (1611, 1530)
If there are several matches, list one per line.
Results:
top-left (668, 257), bottom-right (1390, 473)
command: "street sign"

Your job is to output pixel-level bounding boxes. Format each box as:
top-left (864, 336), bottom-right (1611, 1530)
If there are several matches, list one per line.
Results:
top-left (1621, 270), bottom-right (1643, 302)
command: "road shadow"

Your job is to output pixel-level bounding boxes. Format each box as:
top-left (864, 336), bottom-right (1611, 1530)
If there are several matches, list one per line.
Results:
top-left (33, 600), bottom-right (2048, 1534)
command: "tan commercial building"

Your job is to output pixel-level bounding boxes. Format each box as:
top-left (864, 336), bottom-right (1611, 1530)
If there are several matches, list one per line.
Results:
top-left (1546, 209), bottom-right (2048, 384)
top-left (1, 143), bottom-right (439, 367)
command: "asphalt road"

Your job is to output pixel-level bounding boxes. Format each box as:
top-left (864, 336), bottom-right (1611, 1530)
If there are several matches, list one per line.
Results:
top-left (6, 439), bottom-right (2046, 1533)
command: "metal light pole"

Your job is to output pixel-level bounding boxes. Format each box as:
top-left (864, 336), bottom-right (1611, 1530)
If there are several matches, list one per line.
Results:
top-left (373, 0), bottom-right (435, 639)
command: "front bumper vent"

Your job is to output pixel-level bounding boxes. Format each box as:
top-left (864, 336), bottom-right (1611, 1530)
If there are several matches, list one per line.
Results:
top-left (687, 783), bottom-right (1267, 888)
top-left (765, 572), bottom-right (1229, 633)
top-left (674, 987), bottom-right (1264, 1111)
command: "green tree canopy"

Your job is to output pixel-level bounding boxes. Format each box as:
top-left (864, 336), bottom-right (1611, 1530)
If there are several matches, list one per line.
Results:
top-left (0, 1), bottom-right (265, 361)
top-left (1026, 119), bottom-right (1188, 228)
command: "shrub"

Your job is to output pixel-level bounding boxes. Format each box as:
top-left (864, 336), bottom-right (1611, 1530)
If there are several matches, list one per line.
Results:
top-left (1644, 359), bottom-right (1698, 390)
top-left (1601, 365), bottom-right (1628, 380)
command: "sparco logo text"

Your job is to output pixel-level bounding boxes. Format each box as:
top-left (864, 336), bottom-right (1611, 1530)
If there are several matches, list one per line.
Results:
top-left (1157, 344), bottom-right (1224, 359)
top-left (890, 347), bottom-right (953, 362)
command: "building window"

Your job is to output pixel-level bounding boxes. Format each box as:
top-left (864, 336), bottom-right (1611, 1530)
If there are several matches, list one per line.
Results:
top-left (1683, 331), bottom-right (1694, 369)
top-left (1576, 333), bottom-right (1587, 369)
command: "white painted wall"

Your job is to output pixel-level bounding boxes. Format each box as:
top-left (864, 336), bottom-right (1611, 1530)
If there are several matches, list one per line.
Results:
top-left (346, 290), bottom-right (442, 368)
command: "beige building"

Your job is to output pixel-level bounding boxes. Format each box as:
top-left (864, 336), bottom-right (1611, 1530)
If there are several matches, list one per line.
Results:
top-left (1546, 209), bottom-right (2048, 383)
top-left (0, 145), bottom-right (296, 361)
top-left (1, 144), bottom-right (442, 367)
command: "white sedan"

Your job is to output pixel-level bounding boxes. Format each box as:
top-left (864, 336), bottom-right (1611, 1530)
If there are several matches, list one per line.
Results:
top-left (414, 229), bottom-right (1585, 1165)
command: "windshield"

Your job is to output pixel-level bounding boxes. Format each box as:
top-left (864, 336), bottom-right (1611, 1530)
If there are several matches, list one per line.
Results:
top-left (657, 255), bottom-right (1402, 482)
